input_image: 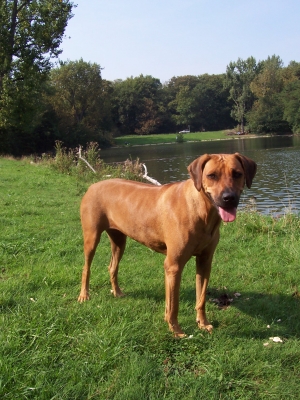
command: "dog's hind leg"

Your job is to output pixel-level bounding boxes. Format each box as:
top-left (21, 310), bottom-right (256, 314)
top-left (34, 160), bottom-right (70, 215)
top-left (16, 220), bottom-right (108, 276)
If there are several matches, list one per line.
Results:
top-left (107, 229), bottom-right (127, 297)
top-left (78, 226), bottom-right (102, 302)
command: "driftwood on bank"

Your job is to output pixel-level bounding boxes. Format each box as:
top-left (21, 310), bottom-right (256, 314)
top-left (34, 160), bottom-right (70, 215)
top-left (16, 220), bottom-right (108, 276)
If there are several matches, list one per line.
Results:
top-left (77, 146), bottom-right (162, 186)
top-left (142, 163), bottom-right (161, 186)
top-left (78, 146), bottom-right (96, 173)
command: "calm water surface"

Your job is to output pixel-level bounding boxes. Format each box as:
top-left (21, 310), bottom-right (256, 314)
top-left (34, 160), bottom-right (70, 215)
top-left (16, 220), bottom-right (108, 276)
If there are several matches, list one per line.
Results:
top-left (100, 135), bottom-right (300, 215)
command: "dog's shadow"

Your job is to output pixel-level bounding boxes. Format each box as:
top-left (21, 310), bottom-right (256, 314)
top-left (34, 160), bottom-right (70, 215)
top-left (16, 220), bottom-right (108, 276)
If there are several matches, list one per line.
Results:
top-left (184, 286), bottom-right (300, 338)
top-left (127, 285), bottom-right (300, 338)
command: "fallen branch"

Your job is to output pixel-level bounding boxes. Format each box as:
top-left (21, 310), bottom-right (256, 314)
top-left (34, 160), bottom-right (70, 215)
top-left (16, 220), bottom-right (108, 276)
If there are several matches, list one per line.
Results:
top-left (77, 149), bottom-right (161, 185)
top-left (142, 163), bottom-right (161, 186)
top-left (78, 146), bottom-right (96, 173)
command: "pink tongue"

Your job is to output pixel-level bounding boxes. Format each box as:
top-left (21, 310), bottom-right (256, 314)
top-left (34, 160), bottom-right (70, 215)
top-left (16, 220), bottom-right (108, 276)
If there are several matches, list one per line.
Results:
top-left (218, 207), bottom-right (237, 222)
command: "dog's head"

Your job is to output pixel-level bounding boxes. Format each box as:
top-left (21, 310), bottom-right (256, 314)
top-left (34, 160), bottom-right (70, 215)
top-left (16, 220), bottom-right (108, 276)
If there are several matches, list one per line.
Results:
top-left (188, 153), bottom-right (257, 222)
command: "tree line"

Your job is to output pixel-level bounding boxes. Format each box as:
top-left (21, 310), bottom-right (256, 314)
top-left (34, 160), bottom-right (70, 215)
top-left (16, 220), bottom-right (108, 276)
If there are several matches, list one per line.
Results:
top-left (1, 1), bottom-right (300, 155)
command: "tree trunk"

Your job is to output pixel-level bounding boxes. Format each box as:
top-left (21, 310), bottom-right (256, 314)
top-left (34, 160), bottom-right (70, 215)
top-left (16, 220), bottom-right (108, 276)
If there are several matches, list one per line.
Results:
top-left (241, 118), bottom-right (244, 134)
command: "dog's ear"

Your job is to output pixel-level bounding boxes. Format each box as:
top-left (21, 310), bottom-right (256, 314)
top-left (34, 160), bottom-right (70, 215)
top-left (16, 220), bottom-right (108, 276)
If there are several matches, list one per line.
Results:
top-left (234, 153), bottom-right (257, 189)
top-left (188, 154), bottom-right (211, 191)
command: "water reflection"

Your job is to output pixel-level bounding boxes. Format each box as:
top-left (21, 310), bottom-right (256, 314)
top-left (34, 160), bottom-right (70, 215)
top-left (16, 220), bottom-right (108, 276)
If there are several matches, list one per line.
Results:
top-left (100, 135), bottom-right (300, 216)
top-left (247, 148), bottom-right (300, 215)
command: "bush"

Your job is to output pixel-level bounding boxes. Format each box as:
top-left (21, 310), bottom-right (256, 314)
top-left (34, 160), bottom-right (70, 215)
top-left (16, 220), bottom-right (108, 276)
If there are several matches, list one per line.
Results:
top-left (50, 141), bottom-right (143, 183)
top-left (176, 133), bottom-right (184, 143)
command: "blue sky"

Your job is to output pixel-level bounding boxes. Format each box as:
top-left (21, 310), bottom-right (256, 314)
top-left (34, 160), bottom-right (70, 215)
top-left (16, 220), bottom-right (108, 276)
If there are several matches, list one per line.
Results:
top-left (59, 0), bottom-right (300, 83)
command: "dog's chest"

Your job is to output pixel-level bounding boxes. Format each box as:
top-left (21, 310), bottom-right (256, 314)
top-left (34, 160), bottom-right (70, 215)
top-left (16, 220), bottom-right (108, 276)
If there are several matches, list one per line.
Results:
top-left (192, 224), bottom-right (220, 255)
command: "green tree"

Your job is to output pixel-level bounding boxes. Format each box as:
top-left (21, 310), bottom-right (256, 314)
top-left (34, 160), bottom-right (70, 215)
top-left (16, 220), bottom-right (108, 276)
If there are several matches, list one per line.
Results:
top-left (224, 57), bottom-right (261, 133)
top-left (112, 75), bottom-right (162, 135)
top-left (172, 85), bottom-right (194, 127)
top-left (282, 80), bottom-right (300, 133)
top-left (171, 74), bottom-right (233, 131)
top-left (281, 61), bottom-right (300, 84)
top-left (0, 0), bottom-right (74, 154)
top-left (247, 55), bottom-right (289, 132)
top-left (48, 59), bottom-right (113, 147)
top-left (281, 62), bottom-right (300, 133)
top-left (250, 55), bottom-right (284, 97)
top-left (0, 70), bottom-right (52, 153)
top-left (165, 75), bottom-right (200, 97)
top-left (164, 75), bottom-right (199, 130)
top-left (0, 0), bottom-right (74, 88)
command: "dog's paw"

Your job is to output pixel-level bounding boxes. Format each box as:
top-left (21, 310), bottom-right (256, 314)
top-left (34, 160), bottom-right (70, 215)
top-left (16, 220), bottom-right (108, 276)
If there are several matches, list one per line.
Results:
top-left (197, 322), bottom-right (213, 333)
top-left (168, 322), bottom-right (187, 338)
top-left (78, 293), bottom-right (90, 302)
top-left (174, 332), bottom-right (188, 339)
top-left (110, 288), bottom-right (125, 297)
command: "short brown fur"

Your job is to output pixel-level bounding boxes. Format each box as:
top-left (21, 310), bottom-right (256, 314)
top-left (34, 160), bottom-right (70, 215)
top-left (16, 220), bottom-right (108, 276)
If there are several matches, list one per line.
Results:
top-left (78, 153), bottom-right (257, 337)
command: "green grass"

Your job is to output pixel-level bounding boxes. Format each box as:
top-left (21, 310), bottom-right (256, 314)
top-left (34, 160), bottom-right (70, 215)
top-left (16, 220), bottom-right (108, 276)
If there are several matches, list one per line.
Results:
top-left (114, 131), bottom-right (239, 146)
top-left (1, 157), bottom-right (300, 399)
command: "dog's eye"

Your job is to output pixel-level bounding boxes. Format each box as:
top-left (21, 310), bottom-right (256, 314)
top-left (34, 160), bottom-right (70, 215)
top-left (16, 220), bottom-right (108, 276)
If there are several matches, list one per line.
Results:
top-left (207, 173), bottom-right (217, 180)
top-left (232, 170), bottom-right (243, 179)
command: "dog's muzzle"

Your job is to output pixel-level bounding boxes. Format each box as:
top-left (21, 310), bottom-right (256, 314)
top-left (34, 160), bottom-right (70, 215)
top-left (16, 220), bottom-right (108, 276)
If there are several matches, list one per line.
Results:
top-left (221, 190), bottom-right (239, 208)
top-left (217, 190), bottom-right (240, 223)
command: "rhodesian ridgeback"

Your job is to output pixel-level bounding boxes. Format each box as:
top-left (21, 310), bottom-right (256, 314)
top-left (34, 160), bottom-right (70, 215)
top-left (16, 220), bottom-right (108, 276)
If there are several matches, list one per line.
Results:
top-left (78, 153), bottom-right (257, 337)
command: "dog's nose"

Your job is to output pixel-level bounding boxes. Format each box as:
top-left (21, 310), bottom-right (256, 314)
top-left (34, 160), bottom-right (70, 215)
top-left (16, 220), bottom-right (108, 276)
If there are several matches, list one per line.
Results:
top-left (222, 191), bottom-right (238, 205)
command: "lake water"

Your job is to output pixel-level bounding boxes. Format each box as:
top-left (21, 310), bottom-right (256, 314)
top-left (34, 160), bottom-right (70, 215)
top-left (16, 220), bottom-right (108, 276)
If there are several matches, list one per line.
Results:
top-left (100, 135), bottom-right (300, 216)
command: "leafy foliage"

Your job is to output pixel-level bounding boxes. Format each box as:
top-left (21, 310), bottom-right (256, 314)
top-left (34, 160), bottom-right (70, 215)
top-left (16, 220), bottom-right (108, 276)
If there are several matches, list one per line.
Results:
top-left (282, 62), bottom-right (300, 133)
top-left (281, 78), bottom-right (300, 133)
top-left (112, 74), bottom-right (162, 135)
top-left (48, 140), bottom-right (144, 182)
top-left (247, 56), bottom-right (289, 132)
top-left (0, 0), bottom-right (74, 154)
top-left (1, 17), bottom-right (300, 156)
top-left (169, 74), bottom-right (234, 131)
top-left (48, 59), bottom-right (113, 147)
top-left (224, 57), bottom-right (261, 133)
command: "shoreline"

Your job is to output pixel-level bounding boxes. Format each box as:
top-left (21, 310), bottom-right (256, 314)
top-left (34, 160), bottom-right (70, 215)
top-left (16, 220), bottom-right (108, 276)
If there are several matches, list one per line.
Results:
top-left (111, 133), bottom-right (291, 149)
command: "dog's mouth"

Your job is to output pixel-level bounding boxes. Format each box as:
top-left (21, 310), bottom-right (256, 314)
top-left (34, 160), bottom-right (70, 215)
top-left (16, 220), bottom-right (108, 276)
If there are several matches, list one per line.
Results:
top-left (218, 206), bottom-right (237, 222)
top-left (205, 191), bottom-right (239, 222)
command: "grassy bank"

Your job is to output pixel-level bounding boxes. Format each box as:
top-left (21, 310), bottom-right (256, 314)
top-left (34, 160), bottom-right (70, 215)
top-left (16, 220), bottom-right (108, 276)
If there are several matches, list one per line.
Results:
top-left (114, 130), bottom-right (243, 146)
top-left (1, 157), bottom-right (300, 399)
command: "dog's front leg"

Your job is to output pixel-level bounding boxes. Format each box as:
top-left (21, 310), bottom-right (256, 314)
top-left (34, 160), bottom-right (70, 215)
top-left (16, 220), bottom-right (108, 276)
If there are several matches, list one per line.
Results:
top-left (107, 230), bottom-right (127, 297)
top-left (195, 252), bottom-right (214, 333)
top-left (78, 263), bottom-right (91, 302)
top-left (164, 256), bottom-right (186, 338)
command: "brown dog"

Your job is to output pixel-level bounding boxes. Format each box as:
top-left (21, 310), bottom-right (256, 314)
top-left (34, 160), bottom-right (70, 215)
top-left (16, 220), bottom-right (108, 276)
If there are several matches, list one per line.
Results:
top-left (78, 153), bottom-right (257, 337)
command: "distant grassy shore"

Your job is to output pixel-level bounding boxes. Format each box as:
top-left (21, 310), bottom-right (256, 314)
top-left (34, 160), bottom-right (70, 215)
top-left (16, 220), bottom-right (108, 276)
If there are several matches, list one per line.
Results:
top-left (114, 130), bottom-right (261, 146)
top-left (1, 157), bottom-right (300, 399)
